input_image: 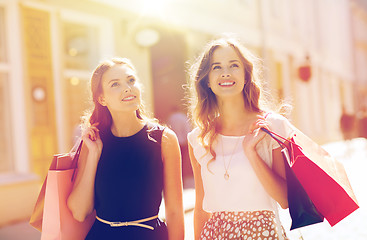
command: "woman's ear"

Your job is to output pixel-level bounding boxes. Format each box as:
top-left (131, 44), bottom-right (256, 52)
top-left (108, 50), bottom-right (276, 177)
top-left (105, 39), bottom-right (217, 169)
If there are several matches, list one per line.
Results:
top-left (98, 95), bottom-right (106, 106)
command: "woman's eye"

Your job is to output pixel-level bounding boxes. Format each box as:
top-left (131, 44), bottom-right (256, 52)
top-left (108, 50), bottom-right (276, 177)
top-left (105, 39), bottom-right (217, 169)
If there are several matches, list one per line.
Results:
top-left (230, 63), bottom-right (239, 68)
top-left (111, 82), bottom-right (120, 87)
top-left (129, 78), bottom-right (136, 83)
top-left (212, 65), bottom-right (221, 70)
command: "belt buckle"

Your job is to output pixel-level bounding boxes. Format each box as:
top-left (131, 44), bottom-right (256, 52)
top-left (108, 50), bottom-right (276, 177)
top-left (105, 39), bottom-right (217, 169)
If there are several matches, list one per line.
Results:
top-left (110, 222), bottom-right (119, 227)
top-left (110, 222), bottom-right (128, 227)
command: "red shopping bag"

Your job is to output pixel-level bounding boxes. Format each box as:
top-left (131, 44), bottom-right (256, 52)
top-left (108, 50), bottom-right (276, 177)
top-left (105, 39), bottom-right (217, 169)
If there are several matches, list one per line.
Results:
top-left (289, 128), bottom-right (359, 226)
top-left (264, 127), bottom-right (359, 227)
top-left (30, 140), bottom-right (95, 240)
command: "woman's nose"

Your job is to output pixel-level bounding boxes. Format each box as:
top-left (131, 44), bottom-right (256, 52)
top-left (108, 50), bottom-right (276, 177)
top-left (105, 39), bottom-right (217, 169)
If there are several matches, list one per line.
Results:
top-left (221, 67), bottom-right (231, 78)
top-left (221, 72), bottom-right (231, 78)
top-left (124, 87), bottom-right (131, 93)
top-left (123, 84), bottom-right (132, 93)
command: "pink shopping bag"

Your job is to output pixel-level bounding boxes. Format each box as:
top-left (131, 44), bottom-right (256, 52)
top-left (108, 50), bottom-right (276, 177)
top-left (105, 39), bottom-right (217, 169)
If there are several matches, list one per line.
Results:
top-left (30, 141), bottom-right (95, 240)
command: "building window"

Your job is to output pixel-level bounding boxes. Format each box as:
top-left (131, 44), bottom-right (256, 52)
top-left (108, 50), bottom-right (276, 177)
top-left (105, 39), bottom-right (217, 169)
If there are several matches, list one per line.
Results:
top-left (64, 75), bottom-right (91, 145)
top-left (63, 21), bottom-right (99, 70)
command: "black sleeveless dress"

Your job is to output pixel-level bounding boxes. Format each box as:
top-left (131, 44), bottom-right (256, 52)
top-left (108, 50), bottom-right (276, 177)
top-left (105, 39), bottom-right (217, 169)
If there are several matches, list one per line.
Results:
top-left (85, 123), bottom-right (168, 240)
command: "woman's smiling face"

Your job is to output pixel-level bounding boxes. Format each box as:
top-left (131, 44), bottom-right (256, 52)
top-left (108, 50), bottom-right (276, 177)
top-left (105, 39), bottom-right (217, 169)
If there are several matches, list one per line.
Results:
top-left (99, 64), bottom-right (141, 113)
top-left (208, 45), bottom-right (246, 99)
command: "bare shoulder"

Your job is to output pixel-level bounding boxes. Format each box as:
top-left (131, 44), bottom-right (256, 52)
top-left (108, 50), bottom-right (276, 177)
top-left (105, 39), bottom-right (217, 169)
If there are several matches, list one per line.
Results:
top-left (266, 112), bottom-right (289, 123)
top-left (162, 127), bottom-right (179, 146)
top-left (161, 127), bottom-right (180, 166)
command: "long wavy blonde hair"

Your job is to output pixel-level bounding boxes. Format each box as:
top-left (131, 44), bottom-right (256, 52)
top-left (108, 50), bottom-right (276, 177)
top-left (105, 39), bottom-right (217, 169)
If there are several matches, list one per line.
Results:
top-left (188, 37), bottom-right (268, 164)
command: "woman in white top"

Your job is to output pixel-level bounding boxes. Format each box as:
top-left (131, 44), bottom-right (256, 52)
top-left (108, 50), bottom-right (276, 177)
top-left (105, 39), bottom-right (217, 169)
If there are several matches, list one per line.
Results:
top-left (187, 37), bottom-right (294, 240)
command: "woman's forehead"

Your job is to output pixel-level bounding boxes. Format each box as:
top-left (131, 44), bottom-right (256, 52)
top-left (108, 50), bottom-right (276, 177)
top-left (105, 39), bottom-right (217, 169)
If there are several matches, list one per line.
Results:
top-left (211, 46), bottom-right (241, 63)
top-left (102, 64), bottom-right (136, 81)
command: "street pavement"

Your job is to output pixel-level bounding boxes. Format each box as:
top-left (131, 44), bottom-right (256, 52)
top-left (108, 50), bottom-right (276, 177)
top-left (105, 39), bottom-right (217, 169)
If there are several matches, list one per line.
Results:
top-left (0, 138), bottom-right (366, 240)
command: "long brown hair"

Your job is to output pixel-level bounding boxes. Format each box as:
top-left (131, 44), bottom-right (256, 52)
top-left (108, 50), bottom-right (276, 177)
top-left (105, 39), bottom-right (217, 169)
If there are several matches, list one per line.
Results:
top-left (188, 37), bottom-right (266, 164)
top-left (83, 57), bottom-right (153, 130)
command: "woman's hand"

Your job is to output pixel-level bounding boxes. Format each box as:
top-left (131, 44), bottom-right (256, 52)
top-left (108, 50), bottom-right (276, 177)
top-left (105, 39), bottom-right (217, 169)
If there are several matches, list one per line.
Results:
top-left (82, 123), bottom-right (103, 157)
top-left (242, 115), bottom-right (269, 152)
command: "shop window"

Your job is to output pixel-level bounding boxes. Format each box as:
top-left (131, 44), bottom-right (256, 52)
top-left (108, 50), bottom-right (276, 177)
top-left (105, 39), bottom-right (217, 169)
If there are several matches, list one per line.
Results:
top-left (65, 76), bottom-right (91, 145)
top-left (63, 21), bottom-right (99, 70)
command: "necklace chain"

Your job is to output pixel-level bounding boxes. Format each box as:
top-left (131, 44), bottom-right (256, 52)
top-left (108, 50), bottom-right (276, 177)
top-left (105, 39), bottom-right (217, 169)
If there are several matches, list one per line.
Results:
top-left (221, 136), bottom-right (242, 180)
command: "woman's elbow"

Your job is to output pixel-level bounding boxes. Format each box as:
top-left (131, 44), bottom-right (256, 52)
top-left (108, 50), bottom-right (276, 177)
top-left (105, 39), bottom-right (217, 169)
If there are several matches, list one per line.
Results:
top-left (280, 200), bottom-right (288, 209)
top-left (70, 208), bottom-right (91, 222)
top-left (166, 207), bottom-right (184, 223)
top-left (72, 212), bottom-right (87, 222)
top-left (67, 197), bottom-right (91, 222)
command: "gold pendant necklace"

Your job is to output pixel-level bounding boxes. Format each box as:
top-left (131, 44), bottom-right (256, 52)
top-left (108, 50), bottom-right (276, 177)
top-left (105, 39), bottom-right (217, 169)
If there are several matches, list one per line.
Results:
top-left (221, 136), bottom-right (242, 180)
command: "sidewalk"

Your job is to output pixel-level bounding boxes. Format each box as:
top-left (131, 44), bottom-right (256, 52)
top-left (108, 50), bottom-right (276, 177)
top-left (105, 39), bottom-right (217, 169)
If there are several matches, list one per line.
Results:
top-left (0, 221), bottom-right (41, 240)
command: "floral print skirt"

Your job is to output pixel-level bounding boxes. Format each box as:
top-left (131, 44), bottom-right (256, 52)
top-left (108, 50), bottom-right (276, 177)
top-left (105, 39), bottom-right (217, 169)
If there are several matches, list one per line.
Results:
top-left (200, 210), bottom-right (288, 240)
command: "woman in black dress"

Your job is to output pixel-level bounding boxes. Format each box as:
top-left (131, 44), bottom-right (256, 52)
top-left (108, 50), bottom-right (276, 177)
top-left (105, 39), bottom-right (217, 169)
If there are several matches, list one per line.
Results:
top-left (67, 58), bottom-right (185, 239)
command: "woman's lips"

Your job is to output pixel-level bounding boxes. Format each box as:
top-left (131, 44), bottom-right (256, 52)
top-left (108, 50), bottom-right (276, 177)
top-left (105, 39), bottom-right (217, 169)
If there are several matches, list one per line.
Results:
top-left (122, 95), bottom-right (136, 101)
top-left (219, 81), bottom-right (235, 86)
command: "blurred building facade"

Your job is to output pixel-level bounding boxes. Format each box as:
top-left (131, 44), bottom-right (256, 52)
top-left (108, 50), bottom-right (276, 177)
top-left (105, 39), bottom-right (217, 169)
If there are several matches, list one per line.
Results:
top-left (351, 0), bottom-right (367, 109)
top-left (0, 0), bottom-right (365, 226)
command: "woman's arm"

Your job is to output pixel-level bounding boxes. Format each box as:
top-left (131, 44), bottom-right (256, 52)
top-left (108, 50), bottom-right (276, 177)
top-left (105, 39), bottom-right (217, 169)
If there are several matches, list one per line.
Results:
top-left (67, 126), bottom-right (102, 222)
top-left (189, 144), bottom-right (211, 240)
top-left (242, 117), bottom-right (288, 209)
top-left (161, 128), bottom-right (185, 240)
top-left (243, 145), bottom-right (288, 209)
top-left (271, 142), bottom-right (291, 207)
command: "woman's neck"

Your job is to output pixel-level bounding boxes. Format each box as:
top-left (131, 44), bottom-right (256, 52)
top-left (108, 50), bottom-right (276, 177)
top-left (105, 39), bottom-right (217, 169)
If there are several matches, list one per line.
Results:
top-left (217, 96), bottom-right (260, 135)
top-left (110, 111), bottom-right (145, 137)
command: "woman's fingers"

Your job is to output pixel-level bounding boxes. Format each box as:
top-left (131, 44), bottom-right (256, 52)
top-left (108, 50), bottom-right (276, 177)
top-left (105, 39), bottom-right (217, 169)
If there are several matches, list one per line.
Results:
top-left (94, 128), bottom-right (101, 141)
top-left (82, 126), bottom-right (99, 142)
top-left (90, 129), bottom-right (96, 141)
top-left (249, 117), bottom-right (269, 134)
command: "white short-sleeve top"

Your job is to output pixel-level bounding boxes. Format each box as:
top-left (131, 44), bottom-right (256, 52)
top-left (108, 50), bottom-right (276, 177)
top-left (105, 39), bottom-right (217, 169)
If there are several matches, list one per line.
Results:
top-left (187, 113), bottom-right (295, 213)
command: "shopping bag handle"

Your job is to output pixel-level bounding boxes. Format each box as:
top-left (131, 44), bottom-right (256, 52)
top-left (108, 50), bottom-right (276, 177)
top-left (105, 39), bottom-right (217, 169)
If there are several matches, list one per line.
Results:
top-left (71, 140), bottom-right (83, 181)
top-left (260, 127), bottom-right (304, 166)
top-left (261, 127), bottom-right (288, 149)
top-left (262, 112), bottom-right (298, 147)
top-left (69, 137), bottom-right (83, 154)
top-left (260, 127), bottom-right (300, 148)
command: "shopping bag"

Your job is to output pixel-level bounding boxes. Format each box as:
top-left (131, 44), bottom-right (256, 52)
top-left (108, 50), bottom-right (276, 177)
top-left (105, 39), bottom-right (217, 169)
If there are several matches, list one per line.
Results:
top-left (262, 127), bottom-right (359, 229)
top-left (29, 140), bottom-right (95, 240)
top-left (29, 171), bottom-right (48, 231)
top-left (262, 128), bottom-right (324, 230)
